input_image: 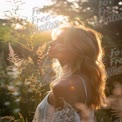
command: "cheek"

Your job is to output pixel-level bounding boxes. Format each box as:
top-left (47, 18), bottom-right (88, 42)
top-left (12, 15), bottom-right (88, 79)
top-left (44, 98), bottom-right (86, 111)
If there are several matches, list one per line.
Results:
top-left (54, 46), bottom-right (68, 58)
top-left (54, 44), bottom-right (66, 53)
top-left (47, 46), bottom-right (66, 59)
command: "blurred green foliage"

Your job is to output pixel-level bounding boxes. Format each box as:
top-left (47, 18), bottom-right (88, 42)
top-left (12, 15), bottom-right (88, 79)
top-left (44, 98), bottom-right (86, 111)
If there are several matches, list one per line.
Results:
top-left (0, 0), bottom-right (122, 121)
top-left (0, 16), bottom-right (55, 121)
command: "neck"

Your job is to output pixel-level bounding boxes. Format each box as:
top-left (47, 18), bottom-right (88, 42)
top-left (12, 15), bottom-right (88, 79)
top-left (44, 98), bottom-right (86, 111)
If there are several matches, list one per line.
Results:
top-left (59, 59), bottom-right (82, 74)
top-left (58, 58), bottom-right (67, 67)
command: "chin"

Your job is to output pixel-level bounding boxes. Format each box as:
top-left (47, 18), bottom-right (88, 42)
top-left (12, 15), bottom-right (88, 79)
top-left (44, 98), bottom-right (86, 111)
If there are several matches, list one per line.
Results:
top-left (47, 52), bottom-right (55, 59)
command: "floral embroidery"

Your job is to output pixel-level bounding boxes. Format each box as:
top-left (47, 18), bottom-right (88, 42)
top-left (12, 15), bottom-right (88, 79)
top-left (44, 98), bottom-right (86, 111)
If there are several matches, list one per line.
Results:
top-left (51, 98), bottom-right (78, 122)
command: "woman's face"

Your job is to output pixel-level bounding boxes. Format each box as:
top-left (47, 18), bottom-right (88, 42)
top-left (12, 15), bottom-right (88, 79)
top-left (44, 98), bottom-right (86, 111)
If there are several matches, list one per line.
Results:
top-left (47, 32), bottom-right (67, 60)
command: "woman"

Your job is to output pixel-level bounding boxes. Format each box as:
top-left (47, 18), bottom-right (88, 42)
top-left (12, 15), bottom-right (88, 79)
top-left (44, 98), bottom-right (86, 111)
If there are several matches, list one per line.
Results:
top-left (33, 25), bottom-right (107, 122)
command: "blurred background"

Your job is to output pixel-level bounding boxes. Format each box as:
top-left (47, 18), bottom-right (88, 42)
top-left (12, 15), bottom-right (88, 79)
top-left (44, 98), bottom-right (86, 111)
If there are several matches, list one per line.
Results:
top-left (0, 0), bottom-right (122, 121)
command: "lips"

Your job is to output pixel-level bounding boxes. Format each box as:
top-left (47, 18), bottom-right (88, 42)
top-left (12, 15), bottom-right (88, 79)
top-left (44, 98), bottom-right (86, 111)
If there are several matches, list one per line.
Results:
top-left (48, 47), bottom-right (54, 52)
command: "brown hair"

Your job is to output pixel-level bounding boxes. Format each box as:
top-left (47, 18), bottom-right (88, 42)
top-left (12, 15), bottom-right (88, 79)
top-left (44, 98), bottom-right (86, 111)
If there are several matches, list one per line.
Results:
top-left (50, 25), bottom-right (107, 109)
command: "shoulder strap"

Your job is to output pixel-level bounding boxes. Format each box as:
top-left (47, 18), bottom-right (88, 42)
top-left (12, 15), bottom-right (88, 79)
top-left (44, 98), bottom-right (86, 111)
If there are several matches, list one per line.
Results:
top-left (73, 75), bottom-right (88, 104)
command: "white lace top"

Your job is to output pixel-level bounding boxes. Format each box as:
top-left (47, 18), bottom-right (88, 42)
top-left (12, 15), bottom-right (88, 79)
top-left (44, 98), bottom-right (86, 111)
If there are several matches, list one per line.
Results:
top-left (33, 75), bottom-right (95, 122)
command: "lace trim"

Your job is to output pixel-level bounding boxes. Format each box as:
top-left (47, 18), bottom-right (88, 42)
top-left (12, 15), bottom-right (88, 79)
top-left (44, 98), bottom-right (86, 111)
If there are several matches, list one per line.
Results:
top-left (51, 98), bottom-right (79, 122)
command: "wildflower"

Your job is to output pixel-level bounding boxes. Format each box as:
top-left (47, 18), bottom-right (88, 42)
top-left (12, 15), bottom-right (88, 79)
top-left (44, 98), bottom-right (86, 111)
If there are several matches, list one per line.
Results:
top-left (13, 108), bottom-right (20, 113)
top-left (4, 101), bottom-right (10, 106)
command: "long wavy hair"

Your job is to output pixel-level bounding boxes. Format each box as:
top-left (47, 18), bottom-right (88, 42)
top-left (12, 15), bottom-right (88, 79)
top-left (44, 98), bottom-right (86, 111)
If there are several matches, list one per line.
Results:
top-left (50, 25), bottom-right (107, 109)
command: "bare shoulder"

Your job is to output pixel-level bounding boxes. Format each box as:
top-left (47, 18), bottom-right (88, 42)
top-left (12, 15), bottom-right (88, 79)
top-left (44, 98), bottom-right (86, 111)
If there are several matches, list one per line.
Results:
top-left (52, 75), bottom-right (85, 100)
top-left (53, 75), bottom-right (84, 88)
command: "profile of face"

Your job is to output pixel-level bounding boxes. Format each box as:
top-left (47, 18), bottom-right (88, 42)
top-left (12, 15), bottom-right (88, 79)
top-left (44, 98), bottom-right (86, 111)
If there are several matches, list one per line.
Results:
top-left (47, 30), bottom-right (68, 60)
top-left (47, 26), bottom-right (101, 67)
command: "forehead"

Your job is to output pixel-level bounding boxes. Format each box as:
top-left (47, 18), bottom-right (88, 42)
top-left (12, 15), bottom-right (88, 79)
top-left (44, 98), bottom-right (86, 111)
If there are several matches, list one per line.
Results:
top-left (53, 29), bottom-right (64, 40)
top-left (55, 30), bottom-right (71, 42)
top-left (56, 29), bottom-right (63, 37)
